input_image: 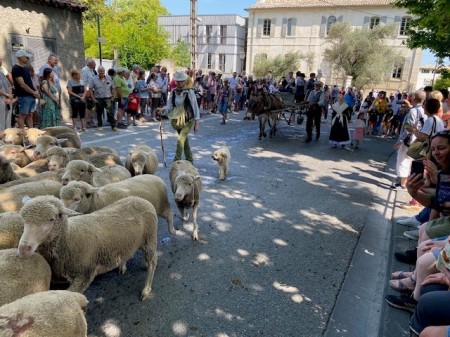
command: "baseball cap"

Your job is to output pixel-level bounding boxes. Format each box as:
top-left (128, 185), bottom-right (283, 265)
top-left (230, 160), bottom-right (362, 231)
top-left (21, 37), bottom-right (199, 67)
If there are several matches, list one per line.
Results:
top-left (15, 50), bottom-right (32, 58)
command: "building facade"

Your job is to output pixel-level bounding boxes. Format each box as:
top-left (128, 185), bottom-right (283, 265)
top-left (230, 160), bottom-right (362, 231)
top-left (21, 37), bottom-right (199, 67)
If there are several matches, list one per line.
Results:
top-left (158, 15), bottom-right (247, 76)
top-left (415, 64), bottom-right (450, 90)
top-left (1, 0), bottom-right (86, 120)
top-left (246, 0), bottom-right (422, 92)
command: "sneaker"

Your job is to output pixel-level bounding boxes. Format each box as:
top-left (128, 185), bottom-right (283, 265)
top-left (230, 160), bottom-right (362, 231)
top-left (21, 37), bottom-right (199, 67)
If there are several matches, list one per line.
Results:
top-left (151, 117), bottom-right (158, 122)
top-left (395, 248), bottom-right (417, 265)
top-left (396, 217), bottom-right (421, 226)
top-left (385, 294), bottom-right (417, 313)
top-left (403, 230), bottom-right (420, 240)
top-left (111, 127), bottom-right (119, 132)
top-left (117, 123), bottom-right (127, 129)
top-left (390, 182), bottom-right (402, 189)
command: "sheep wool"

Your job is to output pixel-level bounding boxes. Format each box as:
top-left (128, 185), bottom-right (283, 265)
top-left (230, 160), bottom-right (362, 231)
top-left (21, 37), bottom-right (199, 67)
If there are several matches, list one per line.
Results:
top-left (125, 144), bottom-right (159, 175)
top-left (0, 249), bottom-right (51, 306)
top-left (0, 290), bottom-right (88, 337)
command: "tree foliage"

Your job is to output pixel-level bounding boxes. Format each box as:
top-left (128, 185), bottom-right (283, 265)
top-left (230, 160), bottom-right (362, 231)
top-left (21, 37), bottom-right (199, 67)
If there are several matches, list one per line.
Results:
top-left (80, 0), bottom-right (171, 70)
top-left (171, 39), bottom-right (190, 68)
top-left (323, 22), bottom-right (402, 89)
top-left (394, 0), bottom-right (450, 59)
top-left (434, 68), bottom-right (450, 91)
top-left (252, 52), bottom-right (315, 80)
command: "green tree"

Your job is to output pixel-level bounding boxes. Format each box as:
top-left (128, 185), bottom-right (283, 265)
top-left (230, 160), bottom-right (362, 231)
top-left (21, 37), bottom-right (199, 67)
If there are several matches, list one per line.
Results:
top-left (434, 69), bottom-right (450, 91)
top-left (394, 0), bottom-right (450, 59)
top-left (323, 22), bottom-right (402, 89)
top-left (171, 39), bottom-right (190, 68)
top-left (252, 52), bottom-right (314, 80)
top-left (81, 0), bottom-right (170, 69)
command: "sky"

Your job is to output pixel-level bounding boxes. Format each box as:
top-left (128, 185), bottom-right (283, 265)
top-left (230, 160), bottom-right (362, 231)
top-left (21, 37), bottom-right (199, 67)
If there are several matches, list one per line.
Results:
top-left (160, 0), bottom-right (441, 66)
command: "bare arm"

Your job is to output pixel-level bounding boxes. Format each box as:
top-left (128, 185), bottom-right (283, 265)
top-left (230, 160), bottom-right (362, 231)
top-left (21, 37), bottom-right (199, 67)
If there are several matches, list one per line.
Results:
top-left (15, 76), bottom-right (39, 97)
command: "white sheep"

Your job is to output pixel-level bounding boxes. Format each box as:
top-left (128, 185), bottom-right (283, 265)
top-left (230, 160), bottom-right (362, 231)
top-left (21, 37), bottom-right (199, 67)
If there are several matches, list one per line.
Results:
top-left (61, 160), bottom-right (131, 187)
top-left (0, 170), bottom-right (64, 191)
top-left (0, 128), bottom-right (25, 145)
top-left (23, 126), bottom-right (78, 146)
top-left (169, 160), bottom-right (203, 240)
top-left (0, 290), bottom-right (88, 337)
top-left (18, 195), bottom-right (158, 301)
top-left (211, 145), bottom-right (231, 180)
top-left (33, 133), bottom-right (81, 160)
top-left (13, 159), bottom-right (49, 178)
top-left (0, 249), bottom-right (51, 306)
top-left (0, 144), bottom-right (33, 167)
top-left (125, 144), bottom-right (159, 176)
top-left (0, 212), bottom-right (24, 249)
top-left (0, 155), bottom-right (19, 184)
top-left (0, 181), bottom-right (62, 213)
top-left (60, 175), bottom-right (175, 235)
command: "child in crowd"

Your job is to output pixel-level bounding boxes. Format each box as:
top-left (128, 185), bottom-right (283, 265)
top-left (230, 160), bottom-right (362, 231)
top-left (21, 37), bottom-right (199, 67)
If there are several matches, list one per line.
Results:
top-left (126, 89), bottom-right (140, 126)
top-left (367, 108), bottom-right (378, 135)
top-left (352, 112), bottom-right (366, 149)
top-left (381, 104), bottom-right (394, 137)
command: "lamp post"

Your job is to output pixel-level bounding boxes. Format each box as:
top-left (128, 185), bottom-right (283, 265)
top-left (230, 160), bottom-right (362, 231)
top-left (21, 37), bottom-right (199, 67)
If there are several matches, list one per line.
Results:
top-left (239, 51), bottom-right (246, 74)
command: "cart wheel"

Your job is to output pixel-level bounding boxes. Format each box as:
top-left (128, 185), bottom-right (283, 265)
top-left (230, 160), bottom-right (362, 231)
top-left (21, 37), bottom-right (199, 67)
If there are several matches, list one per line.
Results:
top-left (297, 115), bottom-right (304, 125)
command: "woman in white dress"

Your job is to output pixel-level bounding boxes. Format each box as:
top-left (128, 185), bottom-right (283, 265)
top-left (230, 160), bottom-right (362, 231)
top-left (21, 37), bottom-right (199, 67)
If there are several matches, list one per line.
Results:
top-left (329, 93), bottom-right (352, 148)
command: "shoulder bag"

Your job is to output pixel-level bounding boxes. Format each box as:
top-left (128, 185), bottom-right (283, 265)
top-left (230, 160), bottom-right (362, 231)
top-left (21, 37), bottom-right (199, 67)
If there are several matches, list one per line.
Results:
top-left (406, 117), bottom-right (436, 160)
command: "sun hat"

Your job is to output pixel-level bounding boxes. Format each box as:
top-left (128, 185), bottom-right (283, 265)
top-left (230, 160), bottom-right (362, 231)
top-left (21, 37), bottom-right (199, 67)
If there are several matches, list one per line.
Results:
top-left (115, 67), bottom-right (126, 74)
top-left (173, 71), bottom-right (188, 82)
top-left (15, 50), bottom-right (32, 58)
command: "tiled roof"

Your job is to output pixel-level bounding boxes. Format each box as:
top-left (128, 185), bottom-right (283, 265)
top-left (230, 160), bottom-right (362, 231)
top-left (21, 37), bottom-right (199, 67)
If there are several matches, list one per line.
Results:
top-left (22, 0), bottom-right (86, 12)
top-left (248, 0), bottom-right (394, 9)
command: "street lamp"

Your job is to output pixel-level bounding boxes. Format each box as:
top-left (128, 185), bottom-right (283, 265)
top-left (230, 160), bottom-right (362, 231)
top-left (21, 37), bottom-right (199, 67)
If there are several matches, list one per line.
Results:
top-left (239, 51), bottom-right (246, 73)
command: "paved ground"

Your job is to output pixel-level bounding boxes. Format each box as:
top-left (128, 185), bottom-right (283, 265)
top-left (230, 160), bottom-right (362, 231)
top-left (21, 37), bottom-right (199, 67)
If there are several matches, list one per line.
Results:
top-left (56, 109), bottom-right (413, 337)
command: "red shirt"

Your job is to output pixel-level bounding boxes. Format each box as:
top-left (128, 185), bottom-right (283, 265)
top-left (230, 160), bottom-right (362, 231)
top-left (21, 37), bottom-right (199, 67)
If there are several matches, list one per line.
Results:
top-left (127, 93), bottom-right (140, 110)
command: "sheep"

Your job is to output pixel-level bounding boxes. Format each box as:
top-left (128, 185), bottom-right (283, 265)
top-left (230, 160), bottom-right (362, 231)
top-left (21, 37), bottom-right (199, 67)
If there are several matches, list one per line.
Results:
top-left (61, 160), bottom-right (131, 187)
top-left (0, 290), bottom-right (88, 337)
top-left (13, 159), bottom-right (49, 178)
top-left (0, 144), bottom-right (33, 167)
top-left (212, 145), bottom-right (231, 180)
top-left (125, 144), bottom-right (158, 176)
top-left (60, 175), bottom-right (175, 235)
top-left (0, 180), bottom-right (62, 213)
top-left (0, 170), bottom-right (64, 191)
top-left (0, 155), bottom-right (20, 184)
top-left (0, 128), bottom-right (25, 145)
top-left (18, 195), bottom-right (158, 301)
top-left (33, 133), bottom-right (81, 160)
top-left (47, 147), bottom-right (122, 171)
top-left (0, 249), bottom-right (51, 306)
top-left (0, 212), bottom-right (24, 249)
top-left (23, 126), bottom-right (78, 146)
top-left (169, 160), bottom-right (203, 240)
top-left (85, 152), bottom-right (123, 168)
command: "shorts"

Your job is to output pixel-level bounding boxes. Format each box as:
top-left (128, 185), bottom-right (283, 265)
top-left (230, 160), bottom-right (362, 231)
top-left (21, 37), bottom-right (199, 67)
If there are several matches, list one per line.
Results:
top-left (139, 98), bottom-right (148, 114)
top-left (18, 96), bottom-right (36, 114)
top-left (70, 101), bottom-right (86, 119)
top-left (126, 109), bottom-right (138, 116)
top-left (115, 98), bottom-right (128, 110)
top-left (425, 217), bottom-right (450, 239)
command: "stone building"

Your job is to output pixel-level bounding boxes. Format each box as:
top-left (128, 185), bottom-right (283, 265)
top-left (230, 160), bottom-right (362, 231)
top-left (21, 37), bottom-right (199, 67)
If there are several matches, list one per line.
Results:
top-left (246, 0), bottom-right (422, 92)
top-left (158, 15), bottom-right (247, 76)
top-left (0, 0), bottom-right (86, 120)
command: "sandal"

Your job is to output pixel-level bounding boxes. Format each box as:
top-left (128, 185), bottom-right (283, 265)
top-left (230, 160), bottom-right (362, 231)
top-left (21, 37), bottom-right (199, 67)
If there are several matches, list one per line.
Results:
top-left (391, 271), bottom-right (414, 280)
top-left (389, 276), bottom-right (416, 292)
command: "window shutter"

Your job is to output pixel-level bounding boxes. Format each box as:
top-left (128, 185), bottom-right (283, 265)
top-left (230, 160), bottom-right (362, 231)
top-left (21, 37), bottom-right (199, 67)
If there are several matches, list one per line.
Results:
top-left (393, 16), bottom-right (401, 37)
top-left (380, 16), bottom-right (387, 26)
top-left (281, 18), bottom-right (287, 37)
top-left (216, 26), bottom-right (221, 44)
top-left (362, 16), bottom-right (370, 29)
top-left (337, 15), bottom-right (343, 22)
top-left (319, 16), bottom-right (327, 37)
top-left (270, 18), bottom-right (276, 37)
top-left (256, 18), bottom-right (263, 38)
top-left (291, 18), bottom-right (297, 36)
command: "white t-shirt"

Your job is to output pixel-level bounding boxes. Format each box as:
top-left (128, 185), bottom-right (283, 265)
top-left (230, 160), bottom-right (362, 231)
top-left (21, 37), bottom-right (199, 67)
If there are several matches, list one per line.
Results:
top-left (420, 115), bottom-right (445, 136)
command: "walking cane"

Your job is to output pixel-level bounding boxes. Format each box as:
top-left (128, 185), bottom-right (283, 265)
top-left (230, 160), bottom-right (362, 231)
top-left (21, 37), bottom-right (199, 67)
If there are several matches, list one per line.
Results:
top-left (159, 119), bottom-right (167, 168)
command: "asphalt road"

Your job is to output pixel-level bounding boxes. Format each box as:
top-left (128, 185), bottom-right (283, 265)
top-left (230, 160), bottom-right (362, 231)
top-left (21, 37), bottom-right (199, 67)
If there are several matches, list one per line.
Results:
top-left (77, 110), bottom-right (395, 337)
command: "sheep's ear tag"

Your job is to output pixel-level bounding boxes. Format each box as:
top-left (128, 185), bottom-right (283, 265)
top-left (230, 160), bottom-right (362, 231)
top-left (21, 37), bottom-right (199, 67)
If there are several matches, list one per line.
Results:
top-left (22, 196), bottom-right (32, 205)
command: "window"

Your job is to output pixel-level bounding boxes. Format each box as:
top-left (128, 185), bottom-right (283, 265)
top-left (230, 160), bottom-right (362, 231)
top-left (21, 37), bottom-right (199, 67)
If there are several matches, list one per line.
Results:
top-left (220, 25), bottom-right (227, 44)
top-left (421, 69), bottom-right (430, 74)
top-left (287, 18), bottom-right (294, 36)
top-left (219, 54), bottom-right (225, 72)
top-left (10, 34), bottom-right (57, 70)
top-left (206, 25), bottom-right (212, 44)
top-left (392, 66), bottom-right (403, 79)
top-left (327, 16), bottom-right (336, 34)
top-left (207, 53), bottom-right (213, 69)
top-left (400, 17), bottom-right (411, 36)
top-left (370, 16), bottom-right (380, 29)
top-left (263, 19), bottom-right (271, 36)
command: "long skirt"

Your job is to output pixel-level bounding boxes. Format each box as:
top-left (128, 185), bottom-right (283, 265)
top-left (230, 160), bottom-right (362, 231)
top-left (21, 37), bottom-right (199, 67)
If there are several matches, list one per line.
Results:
top-left (329, 115), bottom-right (351, 145)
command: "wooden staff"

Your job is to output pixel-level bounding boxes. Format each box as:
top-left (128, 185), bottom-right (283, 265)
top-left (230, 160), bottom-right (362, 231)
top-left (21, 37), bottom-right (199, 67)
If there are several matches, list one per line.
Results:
top-left (159, 119), bottom-right (167, 167)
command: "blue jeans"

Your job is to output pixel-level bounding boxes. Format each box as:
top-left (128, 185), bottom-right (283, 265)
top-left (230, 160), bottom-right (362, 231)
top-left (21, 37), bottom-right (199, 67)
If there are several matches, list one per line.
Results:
top-left (19, 96), bottom-right (36, 114)
top-left (416, 207), bottom-right (431, 224)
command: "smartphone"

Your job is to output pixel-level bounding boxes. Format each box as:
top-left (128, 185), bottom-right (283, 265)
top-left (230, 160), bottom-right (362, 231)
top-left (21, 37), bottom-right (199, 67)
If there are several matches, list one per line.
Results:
top-left (436, 171), bottom-right (450, 214)
top-left (410, 160), bottom-right (424, 176)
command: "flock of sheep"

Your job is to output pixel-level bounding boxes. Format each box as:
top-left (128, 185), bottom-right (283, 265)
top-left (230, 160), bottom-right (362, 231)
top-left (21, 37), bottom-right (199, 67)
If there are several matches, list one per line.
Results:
top-left (0, 126), bottom-right (230, 336)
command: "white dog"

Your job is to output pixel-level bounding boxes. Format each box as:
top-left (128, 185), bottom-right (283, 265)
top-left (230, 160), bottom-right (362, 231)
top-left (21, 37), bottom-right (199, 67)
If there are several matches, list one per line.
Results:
top-left (212, 145), bottom-right (230, 180)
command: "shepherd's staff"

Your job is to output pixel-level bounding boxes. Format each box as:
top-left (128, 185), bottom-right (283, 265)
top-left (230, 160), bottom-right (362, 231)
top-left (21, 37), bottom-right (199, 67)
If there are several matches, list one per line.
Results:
top-left (159, 118), bottom-right (167, 167)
